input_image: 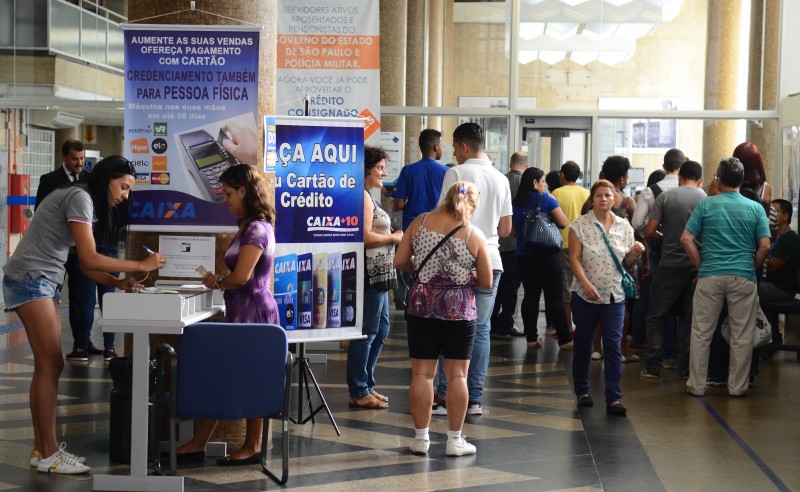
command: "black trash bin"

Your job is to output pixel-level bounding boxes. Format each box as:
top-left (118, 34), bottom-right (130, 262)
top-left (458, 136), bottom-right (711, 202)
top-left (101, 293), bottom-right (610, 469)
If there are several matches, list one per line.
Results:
top-left (108, 357), bottom-right (158, 464)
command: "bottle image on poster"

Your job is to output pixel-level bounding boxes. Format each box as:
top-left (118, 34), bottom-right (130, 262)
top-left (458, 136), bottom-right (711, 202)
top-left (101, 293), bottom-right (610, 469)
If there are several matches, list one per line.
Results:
top-left (341, 251), bottom-right (357, 327)
top-left (273, 253), bottom-right (297, 330)
top-left (297, 253), bottom-right (313, 329)
top-left (327, 252), bottom-right (342, 328)
top-left (312, 253), bottom-right (328, 328)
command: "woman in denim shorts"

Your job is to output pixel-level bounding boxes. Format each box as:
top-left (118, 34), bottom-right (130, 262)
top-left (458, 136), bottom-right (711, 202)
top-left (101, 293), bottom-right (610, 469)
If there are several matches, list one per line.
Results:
top-left (2, 156), bottom-right (166, 474)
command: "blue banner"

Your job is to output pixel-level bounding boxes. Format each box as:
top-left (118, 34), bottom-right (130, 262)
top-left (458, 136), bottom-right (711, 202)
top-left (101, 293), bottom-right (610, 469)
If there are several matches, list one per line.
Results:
top-left (123, 25), bottom-right (260, 230)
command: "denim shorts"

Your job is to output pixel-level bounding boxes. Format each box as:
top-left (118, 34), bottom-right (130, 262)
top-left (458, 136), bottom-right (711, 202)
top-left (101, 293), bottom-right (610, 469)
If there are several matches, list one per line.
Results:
top-left (3, 273), bottom-right (61, 311)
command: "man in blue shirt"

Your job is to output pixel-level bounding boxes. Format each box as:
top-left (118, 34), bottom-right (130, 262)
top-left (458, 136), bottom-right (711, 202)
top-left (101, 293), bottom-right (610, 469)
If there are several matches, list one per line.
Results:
top-left (391, 129), bottom-right (448, 309)
top-left (680, 157), bottom-right (771, 397)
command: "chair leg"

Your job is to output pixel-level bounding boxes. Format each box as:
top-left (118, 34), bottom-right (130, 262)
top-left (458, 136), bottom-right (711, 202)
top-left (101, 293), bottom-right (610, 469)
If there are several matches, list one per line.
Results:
top-left (260, 416), bottom-right (289, 485)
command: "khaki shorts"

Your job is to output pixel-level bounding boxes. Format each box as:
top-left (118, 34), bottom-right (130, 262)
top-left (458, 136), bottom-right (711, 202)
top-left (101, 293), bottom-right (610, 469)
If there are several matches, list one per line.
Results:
top-left (560, 248), bottom-right (573, 303)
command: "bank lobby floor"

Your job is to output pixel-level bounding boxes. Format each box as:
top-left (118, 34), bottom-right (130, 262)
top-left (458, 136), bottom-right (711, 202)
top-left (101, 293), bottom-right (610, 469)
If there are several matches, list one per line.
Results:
top-left (0, 305), bottom-right (798, 492)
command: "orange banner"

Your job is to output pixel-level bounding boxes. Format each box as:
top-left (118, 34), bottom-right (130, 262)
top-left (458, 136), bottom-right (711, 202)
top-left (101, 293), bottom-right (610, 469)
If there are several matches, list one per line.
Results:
top-left (277, 35), bottom-right (380, 70)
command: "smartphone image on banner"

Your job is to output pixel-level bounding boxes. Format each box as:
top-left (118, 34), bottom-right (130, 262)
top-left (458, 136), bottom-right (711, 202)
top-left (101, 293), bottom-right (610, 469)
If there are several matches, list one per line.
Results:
top-left (341, 251), bottom-right (357, 327)
top-left (312, 253), bottom-right (328, 329)
top-left (297, 253), bottom-right (313, 329)
top-left (327, 252), bottom-right (342, 328)
top-left (273, 254), bottom-right (298, 330)
top-left (177, 129), bottom-right (239, 201)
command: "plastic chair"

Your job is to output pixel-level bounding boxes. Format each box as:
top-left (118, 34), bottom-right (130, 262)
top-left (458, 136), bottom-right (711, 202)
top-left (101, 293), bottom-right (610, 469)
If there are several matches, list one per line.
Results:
top-left (154, 322), bottom-right (293, 484)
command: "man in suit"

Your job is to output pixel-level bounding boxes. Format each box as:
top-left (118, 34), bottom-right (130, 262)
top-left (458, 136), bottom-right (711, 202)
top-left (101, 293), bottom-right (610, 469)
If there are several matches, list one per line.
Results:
top-left (36, 140), bottom-right (117, 361)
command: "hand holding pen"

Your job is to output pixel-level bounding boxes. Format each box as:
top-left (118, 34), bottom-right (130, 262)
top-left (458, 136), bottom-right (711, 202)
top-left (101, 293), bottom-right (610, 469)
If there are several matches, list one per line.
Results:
top-left (141, 245), bottom-right (167, 271)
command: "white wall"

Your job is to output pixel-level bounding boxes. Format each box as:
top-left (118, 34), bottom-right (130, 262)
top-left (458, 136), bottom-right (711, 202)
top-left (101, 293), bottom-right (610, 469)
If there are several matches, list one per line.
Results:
top-left (780, 0), bottom-right (800, 100)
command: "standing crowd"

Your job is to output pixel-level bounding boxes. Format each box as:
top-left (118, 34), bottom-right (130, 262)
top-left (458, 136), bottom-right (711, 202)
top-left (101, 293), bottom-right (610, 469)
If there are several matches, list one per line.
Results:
top-left (6, 124), bottom-right (791, 474)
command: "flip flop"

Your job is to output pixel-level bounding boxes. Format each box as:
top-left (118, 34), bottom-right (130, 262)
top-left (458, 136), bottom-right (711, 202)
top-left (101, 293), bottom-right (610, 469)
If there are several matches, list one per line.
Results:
top-left (622, 354), bottom-right (640, 363)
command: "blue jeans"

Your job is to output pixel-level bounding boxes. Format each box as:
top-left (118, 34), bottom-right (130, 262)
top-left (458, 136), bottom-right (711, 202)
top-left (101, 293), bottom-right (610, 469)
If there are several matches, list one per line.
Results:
top-left (347, 287), bottom-right (389, 398)
top-left (66, 251), bottom-right (117, 350)
top-left (571, 293), bottom-right (626, 404)
top-left (437, 269), bottom-right (501, 403)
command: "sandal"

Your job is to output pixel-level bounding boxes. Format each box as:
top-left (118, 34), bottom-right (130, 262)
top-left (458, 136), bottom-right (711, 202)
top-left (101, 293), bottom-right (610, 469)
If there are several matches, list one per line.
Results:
top-left (527, 337), bottom-right (543, 349)
top-left (349, 394), bottom-right (388, 409)
top-left (370, 390), bottom-right (389, 402)
top-left (622, 354), bottom-right (640, 363)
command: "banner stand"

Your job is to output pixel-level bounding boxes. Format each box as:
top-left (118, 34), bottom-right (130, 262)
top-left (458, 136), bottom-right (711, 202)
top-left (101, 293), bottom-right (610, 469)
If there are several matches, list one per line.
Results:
top-left (290, 343), bottom-right (341, 435)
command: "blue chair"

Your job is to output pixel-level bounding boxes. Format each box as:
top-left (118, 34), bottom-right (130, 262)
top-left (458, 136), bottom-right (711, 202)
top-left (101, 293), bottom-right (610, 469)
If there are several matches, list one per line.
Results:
top-left (154, 322), bottom-right (293, 484)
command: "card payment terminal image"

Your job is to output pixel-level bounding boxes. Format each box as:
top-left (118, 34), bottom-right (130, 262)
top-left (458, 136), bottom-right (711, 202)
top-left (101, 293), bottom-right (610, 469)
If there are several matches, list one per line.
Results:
top-left (177, 129), bottom-right (239, 201)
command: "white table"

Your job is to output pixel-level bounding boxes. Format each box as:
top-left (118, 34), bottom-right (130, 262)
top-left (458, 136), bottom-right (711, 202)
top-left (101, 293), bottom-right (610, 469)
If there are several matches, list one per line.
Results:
top-left (93, 290), bottom-right (222, 492)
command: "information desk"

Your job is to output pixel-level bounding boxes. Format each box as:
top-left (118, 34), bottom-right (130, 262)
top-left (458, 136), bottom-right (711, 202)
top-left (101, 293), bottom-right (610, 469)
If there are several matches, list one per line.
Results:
top-left (93, 289), bottom-right (222, 492)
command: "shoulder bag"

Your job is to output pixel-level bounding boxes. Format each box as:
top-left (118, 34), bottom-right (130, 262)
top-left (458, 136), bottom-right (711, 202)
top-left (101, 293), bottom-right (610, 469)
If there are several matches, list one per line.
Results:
top-left (594, 222), bottom-right (637, 300)
top-left (523, 193), bottom-right (563, 253)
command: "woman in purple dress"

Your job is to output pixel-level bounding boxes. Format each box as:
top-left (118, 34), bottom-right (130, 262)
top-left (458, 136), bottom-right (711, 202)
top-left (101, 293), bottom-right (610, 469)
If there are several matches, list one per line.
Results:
top-left (175, 164), bottom-right (279, 466)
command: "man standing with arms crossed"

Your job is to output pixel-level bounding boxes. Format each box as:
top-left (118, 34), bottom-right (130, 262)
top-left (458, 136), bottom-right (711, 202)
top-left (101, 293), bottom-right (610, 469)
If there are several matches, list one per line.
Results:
top-left (491, 151), bottom-right (527, 337)
top-left (551, 161), bottom-right (589, 332)
top-left (681, 157), bottom-right (770, 396)
top-left (433, 123), bottom-right (512, 416)
top-left (392, 129), bottom-right (448, 310)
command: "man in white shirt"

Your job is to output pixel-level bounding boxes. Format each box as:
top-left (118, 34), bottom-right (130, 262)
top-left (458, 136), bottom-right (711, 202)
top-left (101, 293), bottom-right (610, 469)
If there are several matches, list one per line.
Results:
top-left (433, 123), bottom-right (512, 416)
top-left (631, 148), bottom-right (686, 233)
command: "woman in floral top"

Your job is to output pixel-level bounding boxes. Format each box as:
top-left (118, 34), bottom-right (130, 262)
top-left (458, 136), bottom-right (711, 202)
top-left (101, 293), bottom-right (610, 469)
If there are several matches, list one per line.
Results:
top-left (569, 179), bottom-right (644, 416)
top-left (395, 181), bottom-right (491, 457)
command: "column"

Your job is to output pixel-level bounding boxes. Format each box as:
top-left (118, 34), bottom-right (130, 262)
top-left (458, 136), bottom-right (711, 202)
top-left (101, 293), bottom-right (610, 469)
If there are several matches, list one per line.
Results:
top-left (702, 0), bottom-right (742, 181)
top-left (405, 0), bottom-right (425, 164)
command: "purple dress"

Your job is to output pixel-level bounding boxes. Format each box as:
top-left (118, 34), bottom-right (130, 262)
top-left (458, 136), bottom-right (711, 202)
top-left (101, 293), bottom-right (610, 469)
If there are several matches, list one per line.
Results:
top-left (223, 220), bottom-right (279, 324)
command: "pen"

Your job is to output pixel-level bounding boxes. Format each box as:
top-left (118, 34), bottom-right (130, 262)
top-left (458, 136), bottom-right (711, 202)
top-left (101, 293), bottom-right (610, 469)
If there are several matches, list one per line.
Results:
top-left (142, 245), bottom-right (155, 255)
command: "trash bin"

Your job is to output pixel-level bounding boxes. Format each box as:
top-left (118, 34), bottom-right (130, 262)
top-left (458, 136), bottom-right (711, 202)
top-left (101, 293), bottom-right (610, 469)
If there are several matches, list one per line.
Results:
top-left (108, 357), bottom-right (157, 464)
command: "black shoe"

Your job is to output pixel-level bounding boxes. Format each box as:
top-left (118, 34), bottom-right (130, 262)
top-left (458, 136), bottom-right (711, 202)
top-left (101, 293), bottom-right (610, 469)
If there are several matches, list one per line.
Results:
top-left (87, 343), bottom-right (104, 355)
top-left (394, 300), bottom-right (407, 311)
top-left (216, 453), bottom-right (260, 466)
top-left (495, 325), bottom-right (525, 337)
top-left (606, 402), bottom-right (627, 416)
top-left (577, 394), bottom-right (594, 407)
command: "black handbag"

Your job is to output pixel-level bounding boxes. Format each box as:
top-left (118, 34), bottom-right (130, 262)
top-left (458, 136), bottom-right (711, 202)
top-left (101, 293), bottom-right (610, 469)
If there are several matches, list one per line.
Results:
top-left (594, 223), bottom-right (636, 300)
top-left (522, 194), bottom-right (563, 253)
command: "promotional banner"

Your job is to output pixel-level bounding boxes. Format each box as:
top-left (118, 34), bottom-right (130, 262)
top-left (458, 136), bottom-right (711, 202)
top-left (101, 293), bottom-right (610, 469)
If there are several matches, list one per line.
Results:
top-left (273, 116), bottom-right (364, 342)
top-left (123, 25), bottom-right (260, 231)
top-left (276, 0), bottom-right (381, 143)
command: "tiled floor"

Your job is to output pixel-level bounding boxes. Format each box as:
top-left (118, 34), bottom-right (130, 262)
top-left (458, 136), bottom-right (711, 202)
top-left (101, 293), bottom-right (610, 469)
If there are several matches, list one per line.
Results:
top-left (0, 306), bottom-right (798, 491)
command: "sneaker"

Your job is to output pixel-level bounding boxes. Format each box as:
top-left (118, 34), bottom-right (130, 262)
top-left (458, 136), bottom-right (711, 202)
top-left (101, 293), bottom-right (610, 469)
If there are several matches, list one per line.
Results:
top-left (37, 443), bottom-right (91, 474)
top-left (640, 369), bottom-right (659, 379)
top-left (662, 359), bottom-right (677, 369)
top-left (446, 436), bottom-right (476, 456)
top-left (431, 394), bottom-right (447, 415)
top-left (466, 402), bottom-right (482, 415)
top-left (87, 343), bottom-right (104, 355)
top-left (65, 349), bottom-right (88, 362)
top-left (591, 351), bottom-right (603, 360)
top-left (409, 438), bottom-right (430, 455)
top-left (30, 450), bottom-right (42, 467)
top-left (103, 348), bottom-right (118, 361)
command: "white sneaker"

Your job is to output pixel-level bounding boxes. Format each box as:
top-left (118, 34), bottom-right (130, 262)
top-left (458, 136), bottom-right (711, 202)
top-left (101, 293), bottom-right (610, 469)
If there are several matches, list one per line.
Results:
top-left (31, 448), bottom-right (86, 467)
top-left (409, 438), bottom-right (430, 455)
top-left (431, 403), bottom-right (448, 416)
top-left (446, 436), bottom-right (476, 456)
top-left (37, 443), bottom-right (91, 474)
top-left (466, 403), bottom-right (482, 415)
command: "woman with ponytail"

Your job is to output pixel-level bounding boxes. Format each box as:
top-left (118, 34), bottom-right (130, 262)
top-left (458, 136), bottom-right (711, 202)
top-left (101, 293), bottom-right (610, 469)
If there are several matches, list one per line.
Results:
top-left (395, 180), bottom-right (491, 457)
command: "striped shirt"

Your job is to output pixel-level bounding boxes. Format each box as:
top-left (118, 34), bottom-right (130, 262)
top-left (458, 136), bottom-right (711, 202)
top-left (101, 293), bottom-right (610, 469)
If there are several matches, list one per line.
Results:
top-left (685, 191), bottom-right (770, 282)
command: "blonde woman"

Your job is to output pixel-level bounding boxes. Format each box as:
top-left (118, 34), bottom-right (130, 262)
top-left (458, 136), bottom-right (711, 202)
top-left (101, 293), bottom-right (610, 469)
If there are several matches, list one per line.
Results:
top-left (395, 181), bottom-right (491, 457)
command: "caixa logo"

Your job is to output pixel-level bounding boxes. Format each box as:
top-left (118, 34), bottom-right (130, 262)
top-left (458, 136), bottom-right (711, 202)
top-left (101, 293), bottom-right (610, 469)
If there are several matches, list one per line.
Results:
top-left (131, 201), bottom-right (196, 219)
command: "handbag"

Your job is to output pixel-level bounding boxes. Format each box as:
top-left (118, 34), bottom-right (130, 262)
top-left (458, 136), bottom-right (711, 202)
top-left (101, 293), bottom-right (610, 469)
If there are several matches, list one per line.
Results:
top-left (522, 194), bottom-right (563, 253)
top-left (720, 303), bottom-right (773, 348)
top-left (594, 223), bottom-right (637, 300)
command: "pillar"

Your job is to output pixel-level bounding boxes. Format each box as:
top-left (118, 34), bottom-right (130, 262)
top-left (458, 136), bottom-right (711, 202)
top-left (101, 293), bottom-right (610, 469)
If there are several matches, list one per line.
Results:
top-left (404, 0), bottom-right (425, 164)
top-left (379, 0), bottom-right (407, 137)
top-left (702, 0), bottom-right (742, 181)
top-left (428, 0), bottom-right (447, 133)
top-left (746, 0), bottom-right (780, 186)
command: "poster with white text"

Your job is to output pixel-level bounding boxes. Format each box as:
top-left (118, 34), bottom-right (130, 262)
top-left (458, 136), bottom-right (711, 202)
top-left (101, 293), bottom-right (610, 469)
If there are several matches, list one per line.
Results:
top-left (123, 25), bottom-right (260, 231)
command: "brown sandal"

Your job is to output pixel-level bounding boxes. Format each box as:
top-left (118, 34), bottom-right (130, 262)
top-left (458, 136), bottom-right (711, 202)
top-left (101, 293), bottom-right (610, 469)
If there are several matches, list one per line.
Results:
top-left (349, 394), bottom-right (388, 409)
top-left (370, 390), bottom-right (389, 402)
